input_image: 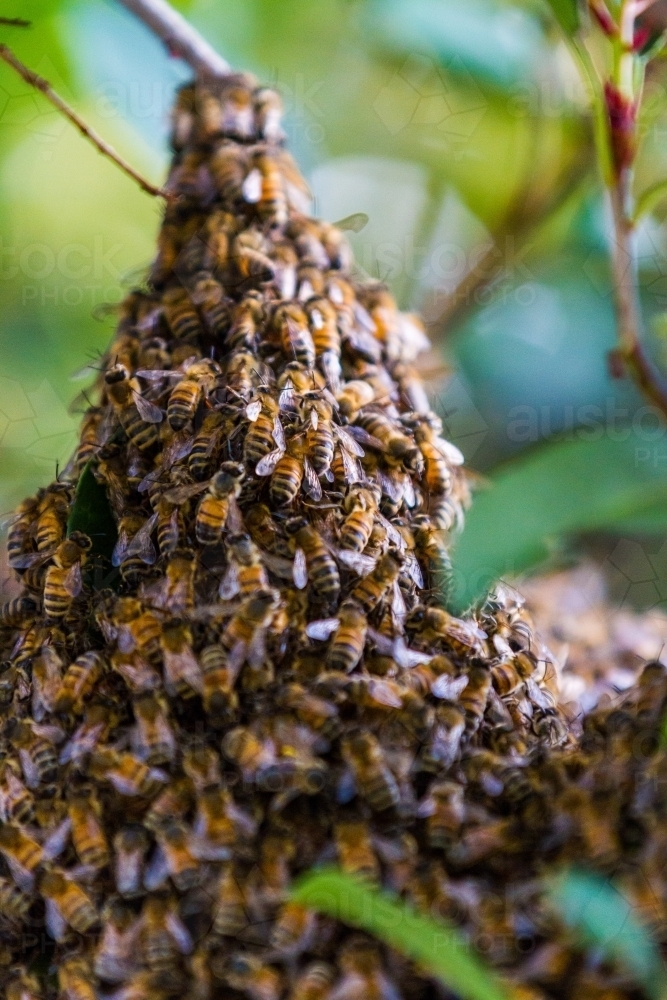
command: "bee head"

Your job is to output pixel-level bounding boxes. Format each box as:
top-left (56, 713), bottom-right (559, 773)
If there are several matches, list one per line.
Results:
top-left (67, 531), bottom-right (93, 554)
top-left (104, 363), bottom-right (130, 385)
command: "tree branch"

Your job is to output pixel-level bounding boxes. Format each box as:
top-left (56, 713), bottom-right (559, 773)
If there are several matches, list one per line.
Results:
top-left (115, 0), bottom-right (230, 79)
top-left (0, 44), bottom-right (167, 200)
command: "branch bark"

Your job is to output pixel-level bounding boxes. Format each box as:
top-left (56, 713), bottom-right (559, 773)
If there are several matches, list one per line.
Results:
top-left (0, 44), bottom-right (167, 200)
top-left (115, 0), bottom-right (230, 79)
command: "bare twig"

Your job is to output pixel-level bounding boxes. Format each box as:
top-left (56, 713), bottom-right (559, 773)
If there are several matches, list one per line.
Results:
top-left (0, 44), bottom-right (167, 200)
top-left (115, 0), bottom-right (230, 79)
top-left (0, 17), bottom-right (31, 27)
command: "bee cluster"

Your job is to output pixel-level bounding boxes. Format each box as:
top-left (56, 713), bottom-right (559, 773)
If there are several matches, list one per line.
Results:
top-left (0, 73), bottom-right (663, 1000)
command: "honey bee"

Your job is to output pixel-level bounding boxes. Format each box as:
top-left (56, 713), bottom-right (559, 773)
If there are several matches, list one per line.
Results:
top-left (113, 825), bottom-right (149, 898)
top-left (242, 147), bottom-right (288, 229)
top-left (225, 954), bottom-right (283, 1000)
top-left (341, 730), bottom-right (400, 811)
top-left (5, 718), bottom-right (58, 795)
top-left (162, 286), bottom-right (204, 343)
top-left (286, 963), bottom-right (334, 1000)
top-left (287, 518), bottom-right (340, 604)
top-left (35, 483), bottom-right (71, 552)
top-left (219, 533), bottom-right (269, 600)
top-left (195, 462), bottom-right (244, 545)
top-left (417, 779), bottom-right (465, 847)
top-left (144, 778), bottom-right (192, 833)
top-left (273, 302), bottom-right (316, 368)
top-left (213, 862), bottom-right (248, 937)
top-left (254, 87), bottom-right (284, 141)
top-left (335, 379), bottom-right (375, 421)
top-left (222, 725), bottom-right (277, 783)
top-left (220, 589), bottom-right (280, 668)
top-left (163, 359), bottom-right (221, 430)
top-left (68, 784), bottom-right (109, 869)
top-left (154, 548), bottom-right (197, 615)
top-left (334, 820), bottom-right (379, 881)
top-left (0, 596), bottom-right (39, 628)
top-left (413, 605), bottom-right (487, 658)
top-left (95, 898), bottom-right (142, 984)
top-left (254, 427), bottom-right (322, 506)
top-left (6, 494), bottom-right (39, 568)
top-left (0, 822), bottom-right (42, 890)
top-left (141, 892), bottom-right (193, 980)
top-left (105, 363), bottom-right (163, 452)
top-left (40, 867), bottom-right (98, 937)
top-left (226, 348), bottom-right (263, 401)
top-left (57, 955), bottom-right (97, 1000)
top-left (155, 497), bottom-right (186, 555)
top-left (334, 936), bottom-right (398, 1000)
top-left (305, 296), bottom-right (341, 390)
top-left (0, 762), bottom-right (34, 824)
top-left (153, 816), bottom-right (200, 891)
top-left (209, 140), bottom-right (250, 204)
top-left (112, 511), bottom-right (159, 585)
top-left (131, 691), bottom-right (176, 765)
top-left (114, 597), bottom-right (162, 666)
top-left (304, 398), bottom-right (335, 475)
top-left (281, 683), bottom-right (339, 737)
top-left (410, 515), bottom-right (453, 604)
top-left (89, 747), bottom-right (168, 798)
top-left (191, 274), bottom-right (231, 338)
top-left (459, 665), bottom-right (493, 732)
top-left (421, 702), bottom-right (465, 772)
top-left (270, 901), bottom-right (316, 955)
top-left (53, 650), bottom-right (107, 714)
top-left (310, 602), bottom-right (368, 673)
top-left (160, 619), bottom-right (203, 698)
top-left (491, 659), bottom-right (524, 697)
top-left (0, 875), bottom-right (32, 922)
top-left (340, 484), bottom-right (381, 552)
top-left (231, 226), bottom-right (276, 284)
top-left (192, 782), bottom-right (256, 861)
top-left (350, 551), bottom-right (402, 613)
top-left (354, 410), bottom-right (423, 474)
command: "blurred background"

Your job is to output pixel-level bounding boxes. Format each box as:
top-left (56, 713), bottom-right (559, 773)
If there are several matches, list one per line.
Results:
top-left (5, 0), bottom-right (667, 657)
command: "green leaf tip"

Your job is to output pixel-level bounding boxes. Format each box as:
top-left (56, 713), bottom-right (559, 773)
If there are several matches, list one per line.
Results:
top-left (66, 459), bottom-right (117, 562)
top-left (291, 867), bottom-right (511, 1000)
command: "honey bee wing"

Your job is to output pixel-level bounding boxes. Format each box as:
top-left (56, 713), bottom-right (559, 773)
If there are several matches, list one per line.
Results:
top-left (125, 513), bottom-right (159, 565)
top-left (246, 399), bottom-right (262, 421)
top-left (260, 551), bottom-right (295, 580)
top-left (334, 548), bottom-right (377, 576)
top-left (163, 648), bottom-right (203, 696)
top-left (392, 640), bottom-right (433, 670)
top-left (339, 446), bottom-right (362, 485)
top-left (368, 679), bottom-right (403, 709)
top-left (162, 481), bottom-right (210, 504)
top-left (219, 562), bottom-right (240, 600)
top-left (9, 549), bottom-right (52, 570)
top-left (18, 749), bottom-right (40, 790)
top-left (143, 845), bottom-right (170, 891)
top-left (241, 167), bottom-right (262, 203)
top-left (63, 562), bottom-right (83, 598)
top-left (42, 817), bottom-right (72, 861)
top-left (135, 368), bottom-right (182, 381)
top-left (166, 912), bottom-right (194, 955)
top-left (376, 513), bottom-right (405, 550)
top-left (320, 350), bottom-right (342, 394)
top-left (227, 495), bottom-right (244, 533)
top-left (132, 391), bottom-right (164, 424)
top-left (333, 425), bottom-right (366, 457)
top-left (309, 406), bottom-right (318, 429)
top-left (416, 796), bottom-right (437, 818)
top-left (434, 438), bottom-right (465, 466)
top-left (45, 898), bottom-right (68, 942)
top-left (4, 854), bottom-right (35, 894)
top-left (293, 547), bottom-right (308, 589)
top-left (332, 212), bottom-right (369, 233)
top-left (272, 414), bottom-right (286, 450)
top-left (366, 627), bottom-right (393, 657)
top-left (403, 477), bottom-right (417, 508)
top-left (59, 721), bottom-right (104, 764)
top-left (112, 527), bottom-right (131, 568)
top-left (431, 674), bottom-right (469, 700)
top-left (255, 447), bottom-right (284, 477)
top-left (378, 472), bottom-right (403, 503)
top-left (248, 629), bottom-right (267, 670)
top-left (405, 553), bottom-right (424, 588)
top-left (279, 381), bottom-right (296, 411)
top-left (302, 457), bottom-right (322, 501)
top-left (162, 431), bottom-right (195, 468)
top-left (226, 640), bottom-right (248, 681)
top-left (32, 722), bottom-right (65, 744)
top-left (305, 618), bottom-right (340, 641)
top-left (391, 581), bottom-right (407, 624)
top-left (138, 469), bottom-right (164, 494)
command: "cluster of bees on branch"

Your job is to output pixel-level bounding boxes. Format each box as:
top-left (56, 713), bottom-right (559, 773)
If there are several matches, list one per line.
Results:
top-left (0, 73), bottom-right (663, 1000)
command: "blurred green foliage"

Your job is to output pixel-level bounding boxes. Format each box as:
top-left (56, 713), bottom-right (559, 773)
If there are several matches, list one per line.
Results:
top-left (3, 0), bottom-right (667, 603)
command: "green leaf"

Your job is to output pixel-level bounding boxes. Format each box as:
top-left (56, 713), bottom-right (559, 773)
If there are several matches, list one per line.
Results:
top-left (450, 435), bottom-right (667, 612)
top-left (547, 869), bottom-right (667, 1000)
top-left (543, 0), bottom-right (581, 35)
top-left (67, 460), bottom-right (117, 561)
top-left (291, 868), bottom-right (510, 1000)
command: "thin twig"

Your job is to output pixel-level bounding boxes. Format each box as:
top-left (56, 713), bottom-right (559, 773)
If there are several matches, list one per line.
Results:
top-left (115, 0), bottom-right (230, 79)
top-left (0, 17), bottom-right (31, 27)
top-left (0, 44), bottom-right (167, 200)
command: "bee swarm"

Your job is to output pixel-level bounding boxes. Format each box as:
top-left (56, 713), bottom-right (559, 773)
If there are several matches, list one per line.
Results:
top-left (1, 74), bottom-right (664, 1000)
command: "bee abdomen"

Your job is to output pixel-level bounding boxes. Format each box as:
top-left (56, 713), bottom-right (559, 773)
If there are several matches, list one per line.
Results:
top-left (270, 456), bottom-right (302, 506)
